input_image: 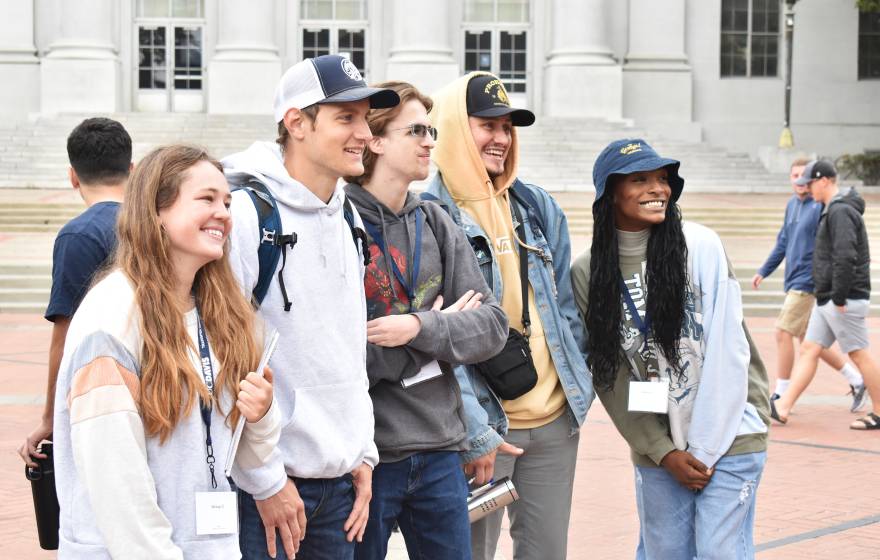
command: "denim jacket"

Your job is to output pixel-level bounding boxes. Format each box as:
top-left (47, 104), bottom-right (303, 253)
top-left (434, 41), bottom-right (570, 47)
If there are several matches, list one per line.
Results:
top-left (426, 174), bottom-right (594, 463)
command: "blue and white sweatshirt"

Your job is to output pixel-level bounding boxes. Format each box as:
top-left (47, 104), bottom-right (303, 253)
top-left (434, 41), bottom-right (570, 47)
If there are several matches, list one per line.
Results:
top-left (572, 223), bottom-right (770, 469)
top-left (757, 195), bottom-right (823, 293)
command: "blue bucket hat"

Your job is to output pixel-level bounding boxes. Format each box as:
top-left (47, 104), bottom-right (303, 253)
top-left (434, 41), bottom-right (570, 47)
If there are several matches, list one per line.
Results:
top-left (592, 139), bottom-right (685, 204)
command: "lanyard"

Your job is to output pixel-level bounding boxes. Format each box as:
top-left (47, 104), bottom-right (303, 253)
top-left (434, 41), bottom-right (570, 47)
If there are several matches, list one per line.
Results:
top-left (362, 208), bottom-right (423, 312)
top-left (619, 275), bottom-right (652, 338)
top-left (195, 312), bottom-right (218, 489)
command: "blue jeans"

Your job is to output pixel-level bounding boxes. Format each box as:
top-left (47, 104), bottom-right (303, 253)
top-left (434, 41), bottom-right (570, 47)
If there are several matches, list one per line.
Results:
top-left (240, 474), bottom-right (355, 560)
top-left (634, 451), bottom-right (767, 560)
top-left (356, 451), bottom-right (471, 560)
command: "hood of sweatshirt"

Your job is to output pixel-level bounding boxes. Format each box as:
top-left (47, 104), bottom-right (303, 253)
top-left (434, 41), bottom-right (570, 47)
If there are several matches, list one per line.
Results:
top-left (828, 186), bottom-right (865, 216)
top-left (222, 140), bottom-right (346, 216)
top-left (431, 72), bottom-right (525, 323)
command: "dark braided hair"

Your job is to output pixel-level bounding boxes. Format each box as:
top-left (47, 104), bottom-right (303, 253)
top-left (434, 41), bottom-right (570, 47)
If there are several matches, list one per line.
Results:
top-left (585, 174), bottom-right (689, 392)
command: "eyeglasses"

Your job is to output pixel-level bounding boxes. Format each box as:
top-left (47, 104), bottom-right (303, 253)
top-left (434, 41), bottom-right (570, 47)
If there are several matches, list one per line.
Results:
top-left (389, 124), bottom-right (438, 140)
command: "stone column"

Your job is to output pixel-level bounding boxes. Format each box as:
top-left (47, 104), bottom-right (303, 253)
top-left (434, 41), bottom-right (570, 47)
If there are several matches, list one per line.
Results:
top-left (208, 0), bottom-right (281, 114)
top-left (384, 0), bottom-right (459, 96)
top-left (0, 0), bottom-right (40, 118)
top-left (623, 0), bottom-right (697, 140)
top-left (40, 0), bottom-right (119, 113)
top-left (543, 0), bottom-right (621, 118)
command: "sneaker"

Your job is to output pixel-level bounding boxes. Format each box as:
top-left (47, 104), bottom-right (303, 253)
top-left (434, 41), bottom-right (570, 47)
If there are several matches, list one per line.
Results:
top-left (849, 384), bottom-right (867, 413)
top-left (770, 393), bottom-right (781, 401)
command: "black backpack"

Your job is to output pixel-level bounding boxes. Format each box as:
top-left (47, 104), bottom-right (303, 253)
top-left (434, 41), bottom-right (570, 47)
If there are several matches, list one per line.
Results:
top-left (234, 180), bottom-right (370, 311)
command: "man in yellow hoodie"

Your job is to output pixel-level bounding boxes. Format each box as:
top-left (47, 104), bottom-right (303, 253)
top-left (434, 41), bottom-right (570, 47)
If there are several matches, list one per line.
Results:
top-left (425, 73), bottom-right (594, 560)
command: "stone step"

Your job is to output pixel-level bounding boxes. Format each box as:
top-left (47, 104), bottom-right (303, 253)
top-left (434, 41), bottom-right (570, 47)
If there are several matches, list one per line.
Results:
top-left (0, 275), bottom-right (52, 289)
top-left (0, 301), bottom-right (45, 314)
top-left (0, 287), bottom-right (50, 303)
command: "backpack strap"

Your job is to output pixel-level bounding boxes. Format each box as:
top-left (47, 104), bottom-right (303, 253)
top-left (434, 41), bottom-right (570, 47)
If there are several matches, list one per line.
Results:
top-left (233, 181), bottom-right (297, 311)
top-left (343, 196), bottom-right (372, 267)
top-left (509, 179), bottom-right (547, 238)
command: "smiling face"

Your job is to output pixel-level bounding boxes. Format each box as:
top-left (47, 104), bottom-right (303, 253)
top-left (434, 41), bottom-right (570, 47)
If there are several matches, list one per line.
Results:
top-left (158, 160), bottom-right (231, 273)
top-left (468, 115), bottom-right (512, 178)
top-left (371, 99), bottom-right (435, 183)
top-left (612, 167), bottom-right (672, 232)
top-left (300, 100), bottom-right (373, 180)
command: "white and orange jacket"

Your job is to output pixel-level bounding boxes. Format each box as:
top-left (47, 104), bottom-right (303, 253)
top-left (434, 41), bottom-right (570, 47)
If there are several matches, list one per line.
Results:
top-left (53, 270), bottom-right (281, 559)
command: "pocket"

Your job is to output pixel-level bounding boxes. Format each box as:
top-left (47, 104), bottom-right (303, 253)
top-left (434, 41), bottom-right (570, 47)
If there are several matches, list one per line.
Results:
top-left (284, 381), bottom-right (374, 477)
top-left (846, 299), bottom-right (870, 318)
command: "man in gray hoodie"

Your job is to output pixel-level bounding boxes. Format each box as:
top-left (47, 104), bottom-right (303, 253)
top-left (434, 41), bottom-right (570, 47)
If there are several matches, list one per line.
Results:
top-left (224, 56), bottom-right (400, 559)
top-left (342, 81), bottom-right (509, 560)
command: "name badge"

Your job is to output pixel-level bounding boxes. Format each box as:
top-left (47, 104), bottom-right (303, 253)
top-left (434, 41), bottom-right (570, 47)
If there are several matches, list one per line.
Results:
top-left (400, 360), bottom-right (443, 389)
top-left (195, 491), bottom-right (238, 535)
top-left (628, 380), bottom-right (669, 414)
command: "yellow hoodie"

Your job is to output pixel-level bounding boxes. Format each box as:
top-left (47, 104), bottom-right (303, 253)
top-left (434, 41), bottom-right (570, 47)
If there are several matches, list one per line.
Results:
top-left (431, 72), bottom-right (566, 428)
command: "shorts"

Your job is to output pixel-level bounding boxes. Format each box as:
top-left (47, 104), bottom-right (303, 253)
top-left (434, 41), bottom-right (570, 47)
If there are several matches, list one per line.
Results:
top-left (804, 299), bottom-right (871, 354)
top-left (775, 290), bottom-right (815, 339)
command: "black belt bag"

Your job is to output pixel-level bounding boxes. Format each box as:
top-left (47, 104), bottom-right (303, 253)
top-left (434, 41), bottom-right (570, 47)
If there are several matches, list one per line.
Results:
top-left (474, 197), bottom-right (538, 401)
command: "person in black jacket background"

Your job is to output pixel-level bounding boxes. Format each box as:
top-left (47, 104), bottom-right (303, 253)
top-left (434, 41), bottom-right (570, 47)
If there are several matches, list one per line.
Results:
top-left (772, 160), bottom-right (880, 430)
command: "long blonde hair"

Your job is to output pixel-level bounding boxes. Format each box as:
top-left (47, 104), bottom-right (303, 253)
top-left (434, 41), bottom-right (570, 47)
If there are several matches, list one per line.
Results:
top-left (116, 145), bottom-right (260, 442)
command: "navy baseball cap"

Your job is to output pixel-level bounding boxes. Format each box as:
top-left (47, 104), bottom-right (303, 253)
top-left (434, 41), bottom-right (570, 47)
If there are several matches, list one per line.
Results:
top-left (794, 159), bottom-right (837, 185)
top-left (592, 139), bottom-right (685, 203)
top-left (273, 55), bottom-right (400, 122)
top-left (466, 74), bottom-right (535, 127)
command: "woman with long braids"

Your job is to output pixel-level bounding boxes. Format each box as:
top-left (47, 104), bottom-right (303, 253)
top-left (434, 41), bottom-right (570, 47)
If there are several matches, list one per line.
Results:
top-left (53, 145), bottom-right (280, 558)
top-left (571, 139), bottom-right (770, 559)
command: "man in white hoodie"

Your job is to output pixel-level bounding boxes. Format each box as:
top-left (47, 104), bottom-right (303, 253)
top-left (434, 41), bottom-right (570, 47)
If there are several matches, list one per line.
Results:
top-left (223, 55), bottom-right (399, 560)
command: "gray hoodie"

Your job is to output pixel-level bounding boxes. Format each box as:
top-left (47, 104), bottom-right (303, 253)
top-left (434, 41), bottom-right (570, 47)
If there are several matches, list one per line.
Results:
top-left (344, 184), bottom-right (508, 463)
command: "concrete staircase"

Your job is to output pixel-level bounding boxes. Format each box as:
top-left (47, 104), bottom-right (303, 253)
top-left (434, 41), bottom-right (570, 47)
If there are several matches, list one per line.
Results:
top-left (3, 196), bottom-right (880, 316)
top-left (0, 113), bottom-right (790, 192)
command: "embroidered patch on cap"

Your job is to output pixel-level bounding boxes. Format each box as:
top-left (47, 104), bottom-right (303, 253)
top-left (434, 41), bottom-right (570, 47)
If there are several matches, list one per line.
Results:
top-left (620, 142), bottom-right (642, 156)
top-left (341, 58), bottom-right (362, 81)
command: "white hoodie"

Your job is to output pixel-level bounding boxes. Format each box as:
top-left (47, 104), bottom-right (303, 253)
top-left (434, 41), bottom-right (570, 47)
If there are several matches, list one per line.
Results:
top-left (224, 141), bottom-right (377, 495)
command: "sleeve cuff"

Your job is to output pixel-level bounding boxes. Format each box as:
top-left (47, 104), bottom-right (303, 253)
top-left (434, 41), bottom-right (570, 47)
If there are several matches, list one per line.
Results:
top-left (688, 446), bottom-right (721, 470)
top-left (244, 398), bottom-right (280, 440)
top-left (252, 473), bottom-right (289, 501)
top-left (459, 427), bottom-right (504, 464)
top-left (646, 440), bottom-right (678, 467)
top-left (408, 310), bottom-right (440, 352)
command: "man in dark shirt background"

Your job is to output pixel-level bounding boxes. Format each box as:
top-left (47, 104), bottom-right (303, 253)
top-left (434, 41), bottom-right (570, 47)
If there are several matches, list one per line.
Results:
top-left (19, 117), bottom-right (132, 466)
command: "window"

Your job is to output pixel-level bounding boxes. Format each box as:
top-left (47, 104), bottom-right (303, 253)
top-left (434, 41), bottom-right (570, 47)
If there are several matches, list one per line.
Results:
top-left (720, 0), bottom-right (779, 77)
top-left (300, 0), bottom-right (367, 77)
top-left (138, 0), bottom-right (203, 18)
top-left (138, 27), bottom-right (166, 89)
top-left (464, 1), bottom-right (530, 94)
top-left (174, 27), bottom-right (202, 90)
top-left (464, 0), bottom-right (529, 23)
top-left (860, 10), bottom-right (880, 79)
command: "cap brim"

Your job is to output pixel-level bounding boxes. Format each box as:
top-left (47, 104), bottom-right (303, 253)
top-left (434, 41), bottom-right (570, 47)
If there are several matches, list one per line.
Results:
top-left (793, 175), bottom-right (812, 186)
top-left (469, 106), bottom-right (536, 127)
top-left (608, 157), bottom-right (685, 202)
top-left (318, 86), bottom-right (400, 109)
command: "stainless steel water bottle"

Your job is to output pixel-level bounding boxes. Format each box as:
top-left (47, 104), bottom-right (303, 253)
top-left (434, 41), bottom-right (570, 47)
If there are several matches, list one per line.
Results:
top-left (25, 441), bottom-right (60, 550)
top-left (467, 476), bottom-right (519, 523)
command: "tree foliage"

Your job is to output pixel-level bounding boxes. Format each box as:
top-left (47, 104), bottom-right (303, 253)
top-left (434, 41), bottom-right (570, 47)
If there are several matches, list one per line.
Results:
top-left (857, 0), bottom-right (880, 13)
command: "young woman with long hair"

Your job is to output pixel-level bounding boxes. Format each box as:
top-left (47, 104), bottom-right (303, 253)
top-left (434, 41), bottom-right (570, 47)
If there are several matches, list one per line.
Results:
top-left (571, 139), bottom-right (770, 559)
top-left (53, 145), bottom-right (280, 559)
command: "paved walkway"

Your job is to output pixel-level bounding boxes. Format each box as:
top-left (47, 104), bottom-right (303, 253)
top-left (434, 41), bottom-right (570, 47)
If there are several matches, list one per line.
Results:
top-left (2, 313), bottom-right (878, 559)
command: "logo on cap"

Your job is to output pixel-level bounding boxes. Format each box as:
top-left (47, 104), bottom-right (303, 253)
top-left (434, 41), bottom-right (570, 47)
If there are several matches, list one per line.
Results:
top-left (341, 59), bottom-right (362, 81)
top-left (620, 142), bottom-right (642, 156)
top-left (484, 79), bottom-right (510, 107)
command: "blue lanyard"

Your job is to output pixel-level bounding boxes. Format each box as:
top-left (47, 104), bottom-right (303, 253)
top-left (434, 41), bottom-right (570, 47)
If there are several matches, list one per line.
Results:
top-left (195, 312), bottom-right (218, 489)
top-left (619, 275), bottom-right (652, 338)
top-left (362, 208), bottom-right (423, 312)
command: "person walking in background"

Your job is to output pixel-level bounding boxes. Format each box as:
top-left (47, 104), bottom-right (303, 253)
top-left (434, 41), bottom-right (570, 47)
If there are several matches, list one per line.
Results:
top-left (771, 160), bottom-right (880, 430)
top-left (752, 158), bottom-right (865, 410)
top-left (343, 80), bottom-right (508, 560)
top-left (52, 145), bottom-right (279, 558)
top-left (427, 72), bottom-right (593, 560)
top-left (572, 139), bottom-right (770, 560)
top-left (19, 117), bottom-right (133, 468)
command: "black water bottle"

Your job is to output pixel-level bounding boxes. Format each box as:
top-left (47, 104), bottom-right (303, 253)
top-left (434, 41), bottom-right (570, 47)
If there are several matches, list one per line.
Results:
top-left (25, 441), bottom-right (60, 550)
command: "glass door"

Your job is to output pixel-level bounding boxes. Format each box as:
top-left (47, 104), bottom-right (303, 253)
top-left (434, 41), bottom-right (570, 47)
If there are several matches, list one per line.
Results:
top-left (136, 23), bottom-right (204, 112)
